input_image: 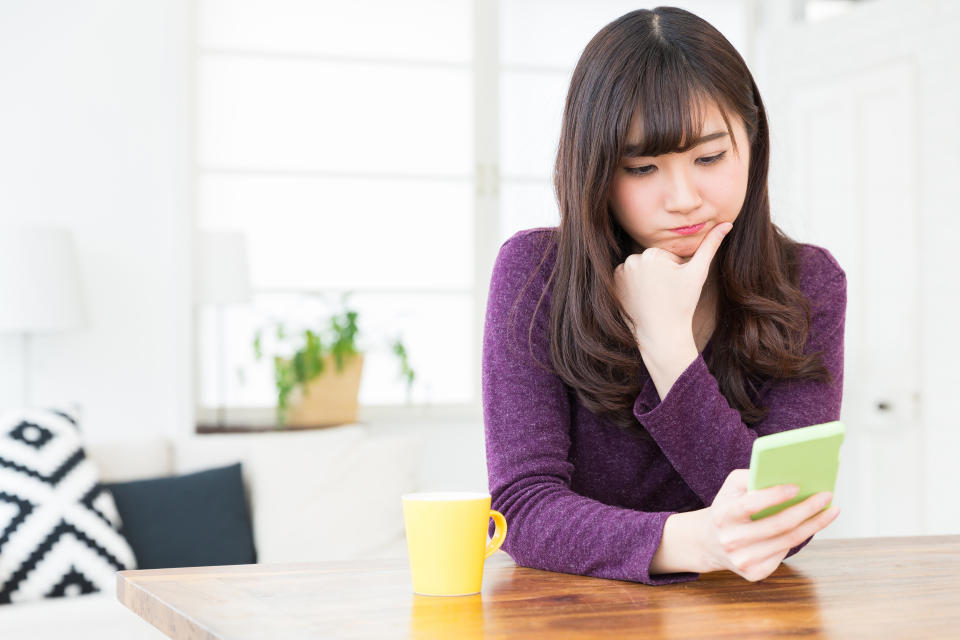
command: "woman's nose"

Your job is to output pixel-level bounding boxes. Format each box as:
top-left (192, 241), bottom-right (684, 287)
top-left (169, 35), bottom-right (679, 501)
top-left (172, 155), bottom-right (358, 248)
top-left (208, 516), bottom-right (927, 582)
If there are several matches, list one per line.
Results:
top-left (663, 168), bottom-right (703, 213)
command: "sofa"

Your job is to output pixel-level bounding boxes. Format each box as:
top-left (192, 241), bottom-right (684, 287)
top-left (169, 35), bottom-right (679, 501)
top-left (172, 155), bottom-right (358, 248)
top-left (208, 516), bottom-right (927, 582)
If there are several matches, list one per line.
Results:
top-left (0, 424), bottom-right (424, 639)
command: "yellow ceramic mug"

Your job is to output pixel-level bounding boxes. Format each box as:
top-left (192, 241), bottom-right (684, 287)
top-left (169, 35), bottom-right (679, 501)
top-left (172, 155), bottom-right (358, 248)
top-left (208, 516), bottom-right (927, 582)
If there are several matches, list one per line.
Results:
top-left (401, 492), bottom-right (507, 596)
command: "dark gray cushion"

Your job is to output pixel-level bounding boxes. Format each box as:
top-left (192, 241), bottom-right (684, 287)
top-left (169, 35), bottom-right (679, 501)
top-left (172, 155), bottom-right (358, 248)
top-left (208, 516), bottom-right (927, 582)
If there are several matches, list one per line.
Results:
top-left (103, 463), bottom-right (256, 569)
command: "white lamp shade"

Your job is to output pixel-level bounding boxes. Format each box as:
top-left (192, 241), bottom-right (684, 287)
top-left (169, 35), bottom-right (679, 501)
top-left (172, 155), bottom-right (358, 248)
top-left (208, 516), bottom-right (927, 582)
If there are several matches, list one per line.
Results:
top-left (195, 231), bottom-right (251, 305)
top-left (0, 227), bottom-right (85, 333)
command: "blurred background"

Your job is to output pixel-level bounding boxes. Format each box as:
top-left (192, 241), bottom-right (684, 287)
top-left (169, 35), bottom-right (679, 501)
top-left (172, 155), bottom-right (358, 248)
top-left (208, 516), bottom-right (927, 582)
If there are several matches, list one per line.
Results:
top-left (0, 0), bottom-right (958, 548)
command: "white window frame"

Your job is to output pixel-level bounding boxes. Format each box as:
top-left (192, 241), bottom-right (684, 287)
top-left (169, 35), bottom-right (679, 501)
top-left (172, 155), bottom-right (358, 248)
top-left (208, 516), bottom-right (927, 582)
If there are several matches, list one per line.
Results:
top-left (192, 0), bottom-right (501, 428)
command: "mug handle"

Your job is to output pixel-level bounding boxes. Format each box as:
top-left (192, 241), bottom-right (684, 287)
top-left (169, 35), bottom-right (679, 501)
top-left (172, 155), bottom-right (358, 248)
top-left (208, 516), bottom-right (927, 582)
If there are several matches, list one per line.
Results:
top-left (485, 509), bottom-right (507, 559)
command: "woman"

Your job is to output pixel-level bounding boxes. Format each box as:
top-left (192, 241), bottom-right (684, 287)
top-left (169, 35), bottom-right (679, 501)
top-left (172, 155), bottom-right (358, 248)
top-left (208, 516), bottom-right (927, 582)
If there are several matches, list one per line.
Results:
top-left (482, 6), bottom-right (845, 585)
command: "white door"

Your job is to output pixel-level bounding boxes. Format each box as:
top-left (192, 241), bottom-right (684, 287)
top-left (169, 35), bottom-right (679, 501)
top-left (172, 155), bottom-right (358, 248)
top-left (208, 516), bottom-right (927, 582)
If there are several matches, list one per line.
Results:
top-left (754, 0), bottom-right (960, 536)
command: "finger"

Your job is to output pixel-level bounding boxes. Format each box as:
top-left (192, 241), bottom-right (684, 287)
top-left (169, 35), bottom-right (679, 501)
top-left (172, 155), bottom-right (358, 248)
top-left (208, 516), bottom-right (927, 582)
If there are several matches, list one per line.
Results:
top-left (744, 504), bottom-right (840, 563)
top-left (736, 484), bottom-right (798, 520)
top-left (750, 491), bottom-right (834, 537)
top-left (686, 222), bottom-right (733, 276)
top-left (722, 494), bottom-right (834, 563)
top-left (718, 469), bottom-right (750, 497)
top-left (730, 545), bottom-right (789, 582)
top-left (654, 249), bottom-right (687, 265)
top-left (638, 246), bottom-right (683, 265)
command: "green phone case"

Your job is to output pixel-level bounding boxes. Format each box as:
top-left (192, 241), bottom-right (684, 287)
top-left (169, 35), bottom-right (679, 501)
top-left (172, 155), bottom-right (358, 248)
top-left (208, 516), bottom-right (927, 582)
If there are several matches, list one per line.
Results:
top-left (747, 420), bottom-right (845, 520)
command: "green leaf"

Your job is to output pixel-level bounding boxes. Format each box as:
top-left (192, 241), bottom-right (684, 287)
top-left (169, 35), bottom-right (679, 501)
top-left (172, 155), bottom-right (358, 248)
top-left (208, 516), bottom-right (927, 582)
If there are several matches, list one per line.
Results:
top-left (253, 329), bottom-right (263, 361)
top-left (253, 294), bottom-right (417, 423)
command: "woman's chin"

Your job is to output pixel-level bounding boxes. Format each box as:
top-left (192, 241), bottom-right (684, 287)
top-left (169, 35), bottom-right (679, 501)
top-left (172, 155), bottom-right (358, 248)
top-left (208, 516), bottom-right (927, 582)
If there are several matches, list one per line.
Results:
top-left (668, 243), bottom-right (697, 259)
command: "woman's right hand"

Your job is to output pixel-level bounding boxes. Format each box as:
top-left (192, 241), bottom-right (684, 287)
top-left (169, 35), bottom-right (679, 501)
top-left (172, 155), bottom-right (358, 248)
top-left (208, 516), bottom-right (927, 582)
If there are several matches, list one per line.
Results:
top-left (697, 469), bottom-right (841, 582)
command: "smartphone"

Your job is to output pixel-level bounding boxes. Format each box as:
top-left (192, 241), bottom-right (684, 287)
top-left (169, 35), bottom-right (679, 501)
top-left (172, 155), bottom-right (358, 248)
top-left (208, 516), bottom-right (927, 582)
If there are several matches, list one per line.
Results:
top-left (747, 420), bottom-right (845, 520)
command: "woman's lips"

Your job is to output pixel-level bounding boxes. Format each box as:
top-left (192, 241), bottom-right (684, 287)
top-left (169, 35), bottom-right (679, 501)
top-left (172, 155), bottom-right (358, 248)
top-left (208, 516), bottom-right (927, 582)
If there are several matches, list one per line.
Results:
top-left (669, 222), bottom-right (706, 235)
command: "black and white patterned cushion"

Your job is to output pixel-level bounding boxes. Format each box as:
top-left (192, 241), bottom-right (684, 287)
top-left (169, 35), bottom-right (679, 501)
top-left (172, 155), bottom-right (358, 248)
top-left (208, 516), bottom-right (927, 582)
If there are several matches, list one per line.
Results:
top-left (0, 406), bottom-right (137, 604)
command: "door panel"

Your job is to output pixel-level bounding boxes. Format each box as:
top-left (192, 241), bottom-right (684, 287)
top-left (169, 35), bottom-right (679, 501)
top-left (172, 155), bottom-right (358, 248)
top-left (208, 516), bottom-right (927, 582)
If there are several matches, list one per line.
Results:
top-left (755, 3), bottom-right (948, 537)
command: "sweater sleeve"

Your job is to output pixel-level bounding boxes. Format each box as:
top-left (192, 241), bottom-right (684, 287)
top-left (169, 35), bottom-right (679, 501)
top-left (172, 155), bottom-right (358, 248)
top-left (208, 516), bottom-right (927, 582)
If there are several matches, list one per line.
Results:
top-left (482, 231), bottom-right (699, 586)
top-left (633, 262), bottom-right (846, 559)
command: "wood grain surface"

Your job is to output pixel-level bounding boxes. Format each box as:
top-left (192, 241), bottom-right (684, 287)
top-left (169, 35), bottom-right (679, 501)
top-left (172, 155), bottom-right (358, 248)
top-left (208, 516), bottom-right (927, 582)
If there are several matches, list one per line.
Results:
top-left (117, 535), bottom-right (960, 639)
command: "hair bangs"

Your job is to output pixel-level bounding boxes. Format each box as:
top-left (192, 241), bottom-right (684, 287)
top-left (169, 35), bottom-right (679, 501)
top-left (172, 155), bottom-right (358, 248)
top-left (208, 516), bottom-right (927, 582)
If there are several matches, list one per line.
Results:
top-left (625, 53), bottom-right (732, 158)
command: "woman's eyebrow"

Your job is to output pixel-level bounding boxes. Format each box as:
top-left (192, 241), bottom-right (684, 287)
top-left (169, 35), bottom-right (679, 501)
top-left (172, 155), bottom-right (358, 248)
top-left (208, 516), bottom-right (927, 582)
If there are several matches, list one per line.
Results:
top-left (623, 131), bottom-right (729, 158)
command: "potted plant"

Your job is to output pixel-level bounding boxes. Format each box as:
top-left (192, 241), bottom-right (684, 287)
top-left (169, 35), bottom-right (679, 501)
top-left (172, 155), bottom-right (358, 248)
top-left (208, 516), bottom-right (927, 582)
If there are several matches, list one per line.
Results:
top-left (249, 294), bottom-right (415, 428)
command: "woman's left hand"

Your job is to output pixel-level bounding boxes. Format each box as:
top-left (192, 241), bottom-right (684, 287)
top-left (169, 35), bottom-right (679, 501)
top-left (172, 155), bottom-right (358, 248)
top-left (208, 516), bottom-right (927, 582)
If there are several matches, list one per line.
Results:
top-left (613, 222), bottom-right (733, 354)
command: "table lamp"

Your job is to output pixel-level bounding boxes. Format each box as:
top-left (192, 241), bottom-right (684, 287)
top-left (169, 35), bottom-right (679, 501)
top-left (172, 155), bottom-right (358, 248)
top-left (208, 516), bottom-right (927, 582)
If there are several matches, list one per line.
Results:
top-left (0, 227), bottom-right (85, 406)
top-left (195, 231), bottom-right (251, 428)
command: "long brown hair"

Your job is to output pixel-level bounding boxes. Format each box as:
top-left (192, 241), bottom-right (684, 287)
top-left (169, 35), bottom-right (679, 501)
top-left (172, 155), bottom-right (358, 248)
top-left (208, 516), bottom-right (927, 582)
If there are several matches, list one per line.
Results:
top-left (514, 6), bottom-right (831, 434)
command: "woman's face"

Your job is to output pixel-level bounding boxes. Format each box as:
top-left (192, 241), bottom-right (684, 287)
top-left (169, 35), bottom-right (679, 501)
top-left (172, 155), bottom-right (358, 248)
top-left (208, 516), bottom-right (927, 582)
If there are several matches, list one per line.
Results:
top-left (608, 100), bottom-right (750, 262)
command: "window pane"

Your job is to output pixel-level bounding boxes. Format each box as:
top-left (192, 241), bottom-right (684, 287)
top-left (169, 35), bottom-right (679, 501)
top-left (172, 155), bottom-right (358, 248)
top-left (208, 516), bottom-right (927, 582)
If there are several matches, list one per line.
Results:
top-left (352, 291), bottom-right (473, 405)
top-left (199, 292), bottom-right (473, 410)
top-left (500, 181), bottom-right (559, 245)
top-left (500, 70), bottom-right (570, 178)
top-left (199, 0), bottom-right (473, 62)
top-left (199, 174), bottom-right (472, 290)
top-left (198, 56), bottom-right (473, 174)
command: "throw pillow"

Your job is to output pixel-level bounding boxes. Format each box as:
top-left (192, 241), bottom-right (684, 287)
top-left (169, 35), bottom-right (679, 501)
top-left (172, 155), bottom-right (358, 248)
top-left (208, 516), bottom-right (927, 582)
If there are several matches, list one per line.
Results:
top-left (102, 462), bottom-right (257, 569)
top-left (0, 406), bottom-right (137, 604)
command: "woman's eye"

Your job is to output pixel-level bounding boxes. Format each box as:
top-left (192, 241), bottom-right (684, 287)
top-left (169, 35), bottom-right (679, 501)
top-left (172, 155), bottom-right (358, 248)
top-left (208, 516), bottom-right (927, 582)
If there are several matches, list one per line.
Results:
top-left (624, 150), bottom-right (727, 176)
top-left (699, 150), bottom-right (727, 165)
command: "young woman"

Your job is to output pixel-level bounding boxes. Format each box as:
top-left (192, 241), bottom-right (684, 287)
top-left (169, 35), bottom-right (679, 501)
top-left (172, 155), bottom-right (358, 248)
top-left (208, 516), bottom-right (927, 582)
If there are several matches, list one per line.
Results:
top-left (482, 7), bottom-right (846, 585)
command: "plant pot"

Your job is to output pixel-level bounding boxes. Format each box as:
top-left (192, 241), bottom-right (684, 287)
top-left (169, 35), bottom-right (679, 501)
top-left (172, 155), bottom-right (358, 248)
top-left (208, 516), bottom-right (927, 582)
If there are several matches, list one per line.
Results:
top-left (283, 353), bottom-right (364, 428)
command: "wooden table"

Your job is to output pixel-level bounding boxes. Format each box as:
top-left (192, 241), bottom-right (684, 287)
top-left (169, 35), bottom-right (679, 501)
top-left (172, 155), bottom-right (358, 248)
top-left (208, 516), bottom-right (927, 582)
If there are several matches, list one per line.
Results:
top-left (117, 535), bottom-right (960, 639)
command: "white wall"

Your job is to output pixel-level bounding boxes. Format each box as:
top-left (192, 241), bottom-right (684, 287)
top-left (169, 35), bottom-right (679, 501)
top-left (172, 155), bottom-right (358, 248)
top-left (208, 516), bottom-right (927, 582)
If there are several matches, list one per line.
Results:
top-left (0, 0), bottom-right (194, 442)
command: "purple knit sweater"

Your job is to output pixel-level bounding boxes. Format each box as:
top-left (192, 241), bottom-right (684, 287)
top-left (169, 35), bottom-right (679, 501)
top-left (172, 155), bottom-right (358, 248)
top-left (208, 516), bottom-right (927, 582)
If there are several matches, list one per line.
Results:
top-left (482, 227), bottom-right (846, 585)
